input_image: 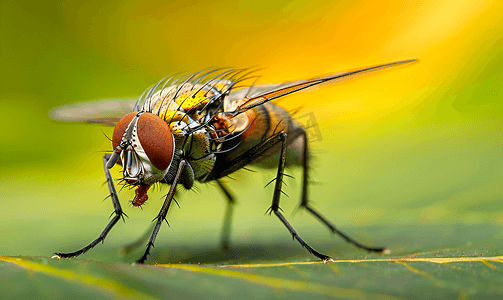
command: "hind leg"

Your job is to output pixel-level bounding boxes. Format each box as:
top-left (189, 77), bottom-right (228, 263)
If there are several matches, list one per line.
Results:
top-left (298, 129), bottom-right (387, 253)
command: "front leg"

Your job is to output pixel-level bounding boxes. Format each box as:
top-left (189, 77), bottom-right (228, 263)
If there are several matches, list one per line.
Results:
top-left (136, 160), bottom-right (187, 264)
top-left (53, 154), bottom-right (127, 259)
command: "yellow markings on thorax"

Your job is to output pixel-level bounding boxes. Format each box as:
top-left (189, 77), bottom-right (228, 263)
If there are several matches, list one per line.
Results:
top-left (175, 90), bottom-right (209, 111)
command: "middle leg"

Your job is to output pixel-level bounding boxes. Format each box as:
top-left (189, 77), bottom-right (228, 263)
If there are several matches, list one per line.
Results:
top-left (136, 160), bottom-right (187, 264)
top-left (206, 130), bottom-right (333, 261)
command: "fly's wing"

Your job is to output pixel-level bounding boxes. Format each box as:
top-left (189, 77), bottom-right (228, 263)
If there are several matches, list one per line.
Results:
top-left (50, 98), bottom-right (137, 126)
top-left (226, 59), bottom-right (417, 114)
top-left (50, 60), bottom-right (417, 124)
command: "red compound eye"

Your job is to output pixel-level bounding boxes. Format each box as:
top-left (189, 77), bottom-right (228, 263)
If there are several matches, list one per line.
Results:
top-left (112, 112), bottom-right (136, 149)
top-left (136, 113), bottom-right (174, 171)
top-left (112, 112), bottom-right (174, 171)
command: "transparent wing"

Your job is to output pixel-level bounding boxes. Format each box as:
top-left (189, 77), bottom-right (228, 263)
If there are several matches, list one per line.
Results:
top-left (226, 59), bottom-right (417, 114)
top-left (50, 60), bottom-right (417, 124)
top-left (50, 98), bottom-right (137, 126)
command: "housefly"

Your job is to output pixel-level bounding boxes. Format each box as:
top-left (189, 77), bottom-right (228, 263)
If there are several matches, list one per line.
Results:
top-left (51, 60), bottom-right (416, 263)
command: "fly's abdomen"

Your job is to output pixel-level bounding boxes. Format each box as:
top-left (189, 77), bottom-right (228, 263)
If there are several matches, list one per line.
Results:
top-left (224, 102), bottom-right (306, 169)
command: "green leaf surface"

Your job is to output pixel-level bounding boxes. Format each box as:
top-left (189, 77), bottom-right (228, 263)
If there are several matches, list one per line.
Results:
top-left (2, 249), bottom-right (503, 300)
top-left (2, 0), bottom-right (502, 299)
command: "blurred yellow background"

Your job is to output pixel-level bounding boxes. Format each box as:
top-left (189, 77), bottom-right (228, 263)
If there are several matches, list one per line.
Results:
top-left (0, 0), bottom-right (501, 262)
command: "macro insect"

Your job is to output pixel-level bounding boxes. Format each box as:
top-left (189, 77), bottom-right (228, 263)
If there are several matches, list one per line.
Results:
top-left (51, 60), bottom-right (415, 264)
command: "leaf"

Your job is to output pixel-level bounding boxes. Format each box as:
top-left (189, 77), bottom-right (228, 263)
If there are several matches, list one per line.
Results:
top-left (2, 249), bottom-right (503, 299)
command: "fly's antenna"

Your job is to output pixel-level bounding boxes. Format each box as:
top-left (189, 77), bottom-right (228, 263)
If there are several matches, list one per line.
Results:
top-left (106, 145), bottom-right (122, 169)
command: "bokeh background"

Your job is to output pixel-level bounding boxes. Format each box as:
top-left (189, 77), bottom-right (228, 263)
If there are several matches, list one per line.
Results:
top-left (1, 0), bottom-right (501, 263)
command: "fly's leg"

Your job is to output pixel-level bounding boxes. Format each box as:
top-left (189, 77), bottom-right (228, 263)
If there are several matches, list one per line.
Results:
top-left (216, 179), bottom-right (235, 250)
top-left (298, 130), bottom-right (387, 253)
top-left (136, 160), bottom-right (186, 264)
top-left (54, 154), bottom-right (127, 259)
top-left (267, 132), bottom-right (333, 262)
top-left (206, 131), bottom-right (332, 261)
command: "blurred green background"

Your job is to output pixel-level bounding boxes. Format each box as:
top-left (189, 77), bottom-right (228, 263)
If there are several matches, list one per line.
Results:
top-left (0, 0), bottom-right (501, 264)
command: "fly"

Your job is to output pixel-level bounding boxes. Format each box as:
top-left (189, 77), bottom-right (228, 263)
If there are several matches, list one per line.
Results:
top-left (51, 60), bottom-right (416, 264)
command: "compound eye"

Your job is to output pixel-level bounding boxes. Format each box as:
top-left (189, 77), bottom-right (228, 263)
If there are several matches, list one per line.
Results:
top-left (136, 113), bottom-right (175, 171)
top-left (112, 113), bottom-right (137, 149)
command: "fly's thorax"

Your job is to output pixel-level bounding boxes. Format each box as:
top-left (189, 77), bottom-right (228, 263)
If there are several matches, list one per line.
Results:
top-left (111, 112), bottom-right (175, 186)
top-left (143, 83), bottom-right (223, 183)
top-left (167, 116), bottom-right (218, 182)
top-left (184, 129), bottom-right (218, 181)
top-left (141, 81), bottom-right (232, 124)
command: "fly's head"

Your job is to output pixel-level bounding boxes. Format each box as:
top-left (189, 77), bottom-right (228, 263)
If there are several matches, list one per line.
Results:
top-left (107, 112), bottom-right (175, 206)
